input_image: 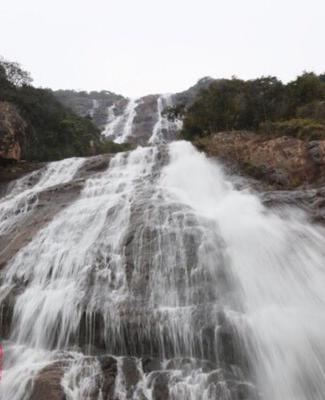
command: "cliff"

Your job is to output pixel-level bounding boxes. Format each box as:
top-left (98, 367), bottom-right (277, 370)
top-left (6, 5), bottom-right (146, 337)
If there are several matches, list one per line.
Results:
top-left (0, 101), bottom-right (27, 164)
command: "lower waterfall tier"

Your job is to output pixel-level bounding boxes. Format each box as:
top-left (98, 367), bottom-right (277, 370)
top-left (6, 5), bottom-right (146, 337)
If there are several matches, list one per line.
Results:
top-left (1, 142), bottom-right (325, 400)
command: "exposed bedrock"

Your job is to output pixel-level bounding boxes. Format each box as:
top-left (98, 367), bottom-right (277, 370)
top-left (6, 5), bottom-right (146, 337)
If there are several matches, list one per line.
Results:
top-left (0, 145), bottom-right (261, 399)
top-left (0, 101), bottom-right (27, 164)
top-left (195, 131), bottom-right (325, 188)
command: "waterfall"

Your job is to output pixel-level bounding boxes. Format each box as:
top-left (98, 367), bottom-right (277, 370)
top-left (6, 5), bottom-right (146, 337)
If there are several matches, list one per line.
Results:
top-left (103, 98), bottom-right (139, 144)
top-left (102, 104), bottom-right (121, 139)
top-left (0, 157), bottom-right (84, 235)
top-left (162, 142), bottom-right (325, 400)
top-left (103, 94), bottom-right (182, 145)
top-left (149, 94), bottom-right (182, 145)
top-left (90, 99), bottom-right (99, 119)
top-left (1, 141), bottom-right (325, 399)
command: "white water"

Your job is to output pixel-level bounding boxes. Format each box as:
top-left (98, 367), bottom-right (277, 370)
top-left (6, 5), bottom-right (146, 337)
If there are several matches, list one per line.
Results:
top-left (1, 141), bottom-right (325, 399)
top-left (103, 98), bottom-right (139, 143)
top-left (161, 142), bottom-right (325, 400)
top-left (149, 94), bottom-right (182, 144)
top-left (115, 98), bottom-right (138, 143)
top-left (102, 104), bottom-right (121, 138)
top-left (0, 157), bottom-right (84, 235)
top-left (89, 99), bottom-right (99, 119)
top-left (61, 353), bottom-right (104, 400)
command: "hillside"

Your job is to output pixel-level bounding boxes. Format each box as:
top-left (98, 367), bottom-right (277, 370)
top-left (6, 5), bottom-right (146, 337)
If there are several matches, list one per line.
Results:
top-left (52, 77), bottom-right (215, 145)
top-left (0, 59), bottom-right (127, 167)
top-left (53, 89), bottom-right (125, 130)
top-left (178, 73), bottom-right (325, 141)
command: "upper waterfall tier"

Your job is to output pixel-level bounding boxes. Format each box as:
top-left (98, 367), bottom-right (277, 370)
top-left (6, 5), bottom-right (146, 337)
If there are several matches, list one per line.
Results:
top-left (53, 78), bottom-right (214, 146)
top-left (102, 95), bottom-right (182, 145)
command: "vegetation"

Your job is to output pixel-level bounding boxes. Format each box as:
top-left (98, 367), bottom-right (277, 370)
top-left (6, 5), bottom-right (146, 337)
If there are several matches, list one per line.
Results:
top-left (260, 119), bottom-right (325, 141)
top-left (179, 73), bottom-right (325, 141)
top-left (99, 139), bottom-right (134, 153)
top-left (0, 58), bottom-right (126, 161)
top-left (163, 104), bottom-right (186, 122)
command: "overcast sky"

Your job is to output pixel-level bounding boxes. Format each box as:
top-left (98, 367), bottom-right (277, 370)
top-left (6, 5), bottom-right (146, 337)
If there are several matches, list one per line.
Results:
top-left (1, 0), bottom-right (325, 97)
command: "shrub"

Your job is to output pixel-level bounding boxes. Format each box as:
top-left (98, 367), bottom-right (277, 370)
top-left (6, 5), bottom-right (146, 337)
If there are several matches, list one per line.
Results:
top-left (98, 139), bottom-right (133, 154)
top-left (296, 101), bottom-right (325, 121)
top-left (260, 118), bottom-right (325, 140)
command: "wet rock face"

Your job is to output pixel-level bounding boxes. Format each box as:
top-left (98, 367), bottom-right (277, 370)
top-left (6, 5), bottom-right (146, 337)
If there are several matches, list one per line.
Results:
top-left (0, 101), bottom-right (27, 164)
top-left (0, 178), bottom-right (84, 272)
top-left (113, 356), bottom-right (259, 400)
top-left (131, 95), bottom-right (159, 145)
top-left (53, 78), bottom-right (215, 145)
top-left (74, 153), bottom-right (112, 178)
top-left (0, 155), bottom-right (112, 272)
top-left (29, 362), bottom-right (67, 400)
top-left (0, 145), bottom-right (261, 399)
top-left (195, 131), bottom-right (325, 188)
top-left (28, 354), bottom-right (258, 400)
top-left (29, 356), bottom-right (118, 400)
top-left (0, 178), bottom-right (84, 339)
top-left (53, 90), bottom-right (125, 130)
top-left (99, 356), bottom-right (118, 399)
top-left (261, 186), bottom-right (325, 224)
top-left (0, 156), bottom-right (114, 337)
top-left (0, 162), bottom-right (43, 192)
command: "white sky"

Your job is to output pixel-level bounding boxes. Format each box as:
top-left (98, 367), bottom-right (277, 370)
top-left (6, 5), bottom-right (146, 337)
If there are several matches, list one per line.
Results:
top-left (1, 0), bottom-right (325, 97)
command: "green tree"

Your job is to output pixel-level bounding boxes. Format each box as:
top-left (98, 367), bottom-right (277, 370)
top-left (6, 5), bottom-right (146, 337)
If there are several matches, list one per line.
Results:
top-left (182, 78), bottom-right (246, 139)
top-left (285, 72), bottom-right (325, 115)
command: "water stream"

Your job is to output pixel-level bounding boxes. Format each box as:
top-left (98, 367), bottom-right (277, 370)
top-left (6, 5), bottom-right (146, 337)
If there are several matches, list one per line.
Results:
top-left (0, 138), bottom-right (325, 399)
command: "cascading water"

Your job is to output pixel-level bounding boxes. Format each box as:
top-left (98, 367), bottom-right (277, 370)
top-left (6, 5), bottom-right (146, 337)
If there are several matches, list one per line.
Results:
top-left (90, 99), bottom-right (99, 119)
top-left (0, 157), bottom-right (84, 235)
top-left (161, 143), bottom-right (325, 400)
top-left (103, 104), bottom-right (121, 139)
top-left (149, 94), bottom-right (182, 145)
top-left (103, 98), bottom-right (139, 143)
top-left (1, 140), bottom-right (325, 400)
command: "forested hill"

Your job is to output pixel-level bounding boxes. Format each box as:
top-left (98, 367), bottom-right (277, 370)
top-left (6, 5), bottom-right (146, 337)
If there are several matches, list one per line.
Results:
top-left (2, 55), bottom-right (325, 176)
top-left (176, 73), bottom-right (325, 141)
top-left (174, 73), bottom-right (325, 189)
top-left (0, 59), bottom-right (127, 164)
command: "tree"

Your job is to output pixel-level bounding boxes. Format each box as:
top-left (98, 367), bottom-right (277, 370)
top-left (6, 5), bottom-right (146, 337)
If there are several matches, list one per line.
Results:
top-left (0, 57), bottom-right (33, 87)
top-left (182, 78), bottom-right (246, 139)
top-left (285, 72), bottom-right (325, 114)
top-left (241, 77), bottom-right (285, 128)
top-left (163, 104), bottom-right (185, 121)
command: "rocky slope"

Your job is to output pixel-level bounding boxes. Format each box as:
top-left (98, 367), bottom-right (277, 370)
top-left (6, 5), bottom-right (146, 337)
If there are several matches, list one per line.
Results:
top-left (2, 142), bottom-right (325, 399)
top-left (3, 54), bottom-right (325, 400)
top-left (195, 131), bottom-right (325, 189)
top-left (0, 145), bottom-right (260, 400)
top-left (195, 131), bottom-right (325, 225)
top-left (0, 154), bottom-right (111, 271)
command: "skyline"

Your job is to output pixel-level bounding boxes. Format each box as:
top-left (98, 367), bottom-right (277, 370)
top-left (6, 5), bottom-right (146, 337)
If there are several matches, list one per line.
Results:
top-left (1, 0), bottom-right (325, 97)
